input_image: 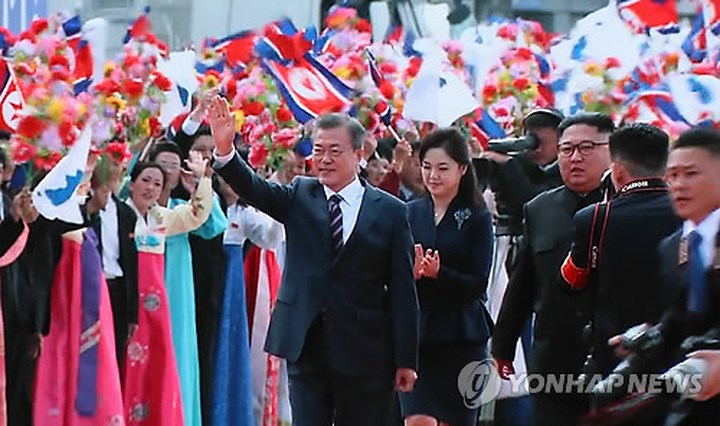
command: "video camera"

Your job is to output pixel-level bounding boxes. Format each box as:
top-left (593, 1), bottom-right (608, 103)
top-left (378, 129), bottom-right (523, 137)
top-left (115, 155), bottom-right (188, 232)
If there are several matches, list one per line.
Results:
top-left (486, 133), bottom-right (540, 154)
top-left (583, 325), bottom-right (720, 425)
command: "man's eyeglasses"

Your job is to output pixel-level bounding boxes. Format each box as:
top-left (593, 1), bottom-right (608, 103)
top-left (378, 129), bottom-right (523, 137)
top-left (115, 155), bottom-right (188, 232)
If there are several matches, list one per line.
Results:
top-left (558, 141), bottom-right (608, 158)
top-left (312, 147), bottom-right (346, 159)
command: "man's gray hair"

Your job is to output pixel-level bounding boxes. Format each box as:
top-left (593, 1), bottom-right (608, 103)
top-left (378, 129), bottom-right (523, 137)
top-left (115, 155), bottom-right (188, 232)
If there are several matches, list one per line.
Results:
top-left (312, 113), bottom-right (366, 150)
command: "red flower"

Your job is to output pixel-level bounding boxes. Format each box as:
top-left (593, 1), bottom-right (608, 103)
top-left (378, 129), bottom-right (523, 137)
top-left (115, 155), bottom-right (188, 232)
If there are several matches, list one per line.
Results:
top-left (123, 54), bottom-right (141, 69)
top-left (407, 57), bottom-right (423, 78)
top-left (482, 84), bottom-right (497, 102)
top-left (379, 62), bottom-right (398, 75)
top-left (51, 68), bottom-right (71, 82)
top-left (604, 57), bottom-right (621, 69)
top-left (497, 24), bottom-right (518, 40)
top-left (123, 79), bottom-right (144, 98)
top-left (152, 71), bottom-right (172, 91)
top-left (225, 78), bottom-right (238, 101)
top-left (276, 105), bottom-right (293, 122)
top-left (58, 121), bottom-right (75, 147)
top-left (106, 142), bottom-right (132, 162)
top-left (273, 129), bottom-right (298, 149)
top-left (355, 19), bottom-right (372, 33)
top-left (11, 138), bottom-right (36, 163)
top-left (149, 117), bottom-right (162, 137)
top-left (49, 55), bottom-right (70, 70)
top-left (95, 78), bottom-right (121, 95)
top-left (17, 116), bottom-right (45, 140)
top-left (512, 77), bottom-right (530, 91)
top-left (30, 18), bottom-right (48, 36)
top-left (516, 47), bottom-right (533, 61)
top-left (242, 101), bottom-right (265, 116)
top-left (35, 152), bottom-right (62, 171)
top-left (374, 100), bottom-right (389, 115)
top-left (248, 142), bottom-right (269, 169)
top-left (379, 80), bottom-right (395, 100)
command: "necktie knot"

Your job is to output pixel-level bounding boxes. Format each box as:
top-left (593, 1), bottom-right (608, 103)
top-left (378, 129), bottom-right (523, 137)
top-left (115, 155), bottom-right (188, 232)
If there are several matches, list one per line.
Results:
top-left (688, 230), bottom-right (702, 249)
top-left (329, 194), bottom-right (342, 207)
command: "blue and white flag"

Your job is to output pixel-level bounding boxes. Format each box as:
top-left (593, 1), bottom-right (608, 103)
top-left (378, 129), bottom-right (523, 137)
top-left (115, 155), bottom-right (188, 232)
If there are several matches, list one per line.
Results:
top-left (32, 125), bottom-right (93, 224)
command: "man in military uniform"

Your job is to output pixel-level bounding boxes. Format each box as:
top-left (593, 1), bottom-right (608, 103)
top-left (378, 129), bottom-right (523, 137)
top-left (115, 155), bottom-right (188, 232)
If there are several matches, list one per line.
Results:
top-left (561, 123), bottom-right (680, 377)
top-left (492, 113), bottom-right (614, 425)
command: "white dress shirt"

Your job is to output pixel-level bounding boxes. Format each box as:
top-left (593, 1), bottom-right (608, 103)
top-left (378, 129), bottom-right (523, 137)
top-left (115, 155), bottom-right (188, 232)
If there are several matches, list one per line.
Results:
top-left (0, 194), bottom-right (4, 222)
top-left (99, 196), bottom-right (124, 279)
top-left (681, 207), bottom-right (720, 269)
top-left (323, 176), bottom-right (365, 244)
top-left (224, 203), bottom-right (285, 249)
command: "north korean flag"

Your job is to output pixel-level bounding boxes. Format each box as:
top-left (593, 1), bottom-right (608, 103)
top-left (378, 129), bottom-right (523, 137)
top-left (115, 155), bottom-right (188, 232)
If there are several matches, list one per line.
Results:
top-left (0, 58), bottom-right (23, 132)
top-left (702, 0), bottom-right (720, 35)
top-left (617, 0), bottom-right (679, 34)
top-left (262, 55), bottom-right (352, 124)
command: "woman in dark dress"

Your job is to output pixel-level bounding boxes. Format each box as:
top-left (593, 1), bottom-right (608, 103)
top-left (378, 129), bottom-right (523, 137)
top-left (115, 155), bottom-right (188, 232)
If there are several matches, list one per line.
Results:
top-left (400, 128), bottom-right (494, 426)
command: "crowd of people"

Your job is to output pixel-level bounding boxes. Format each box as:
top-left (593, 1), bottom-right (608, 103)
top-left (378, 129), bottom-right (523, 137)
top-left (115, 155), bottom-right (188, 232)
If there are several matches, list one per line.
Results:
top-left (1, 88), bottom-right (720, 426)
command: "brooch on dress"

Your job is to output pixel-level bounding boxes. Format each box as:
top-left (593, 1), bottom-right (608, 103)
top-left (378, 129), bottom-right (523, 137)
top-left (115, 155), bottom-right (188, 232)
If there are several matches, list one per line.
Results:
top-left (454, 208), bottom-right (471, 230)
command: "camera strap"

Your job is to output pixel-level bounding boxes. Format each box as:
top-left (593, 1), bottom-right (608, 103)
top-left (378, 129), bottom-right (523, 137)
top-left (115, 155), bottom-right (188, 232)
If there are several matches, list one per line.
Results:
top-left (585, 179), bottom-right (667, 354)
top-left (585, 200), bottom-right (611, 356)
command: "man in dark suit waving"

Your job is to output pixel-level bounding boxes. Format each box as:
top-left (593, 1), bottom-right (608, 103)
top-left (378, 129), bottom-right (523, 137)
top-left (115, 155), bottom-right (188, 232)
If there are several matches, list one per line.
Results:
top-left (208, 96), bottom-right (419, 426)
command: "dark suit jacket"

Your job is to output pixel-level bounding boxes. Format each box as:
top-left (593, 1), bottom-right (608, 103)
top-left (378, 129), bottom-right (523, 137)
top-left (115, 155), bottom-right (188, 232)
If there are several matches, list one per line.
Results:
top-left (215, 153), bottom-right (419, 376)
top-left (658, 230), bottom-right (720, 350)
top-left (407, 195), bottom-right (493, 345)
top-left (568, 183), bottom-right (681, 374)
top-left (656, 229), bottom-right (720, 421)
top-left (90, 195), bottom-right (139, 324)
top-left (492, 186), bottom-right (601, 374)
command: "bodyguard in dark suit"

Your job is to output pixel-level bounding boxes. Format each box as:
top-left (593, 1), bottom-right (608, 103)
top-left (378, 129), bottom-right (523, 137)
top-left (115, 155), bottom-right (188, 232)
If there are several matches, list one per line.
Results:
top-left (88, 170), bottom-right (138, 373)
top-left (492, 113), bottom-right (614, 425)
top-left (561, 123), bottom-right (681, 378)
top-left (636, 128), bottom-right (720, 424)
top-left (208, 98), bottom-right (419, 426)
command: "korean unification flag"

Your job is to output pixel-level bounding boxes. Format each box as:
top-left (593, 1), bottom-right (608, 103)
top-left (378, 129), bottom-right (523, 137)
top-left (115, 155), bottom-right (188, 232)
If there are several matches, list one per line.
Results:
top-left (32, 125), bottom-right (93, 224)
top-left (403, 57), bottom-right (478, 127)
top-left (158, 51), bottom-right (199, 126)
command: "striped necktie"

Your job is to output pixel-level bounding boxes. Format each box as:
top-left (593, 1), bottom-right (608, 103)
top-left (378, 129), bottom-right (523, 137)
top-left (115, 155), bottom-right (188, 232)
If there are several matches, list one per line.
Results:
top-left (328, 194), bottom-right (344, 257)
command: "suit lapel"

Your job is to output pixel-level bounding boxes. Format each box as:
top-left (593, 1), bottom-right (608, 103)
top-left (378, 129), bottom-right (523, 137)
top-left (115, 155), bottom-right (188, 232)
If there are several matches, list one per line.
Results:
top-left (311, 180), bottom-right (332, 253)
top-left (334, 183), bottom-right (381, 263)
top-left (414, 196), bottom-right (436, 249)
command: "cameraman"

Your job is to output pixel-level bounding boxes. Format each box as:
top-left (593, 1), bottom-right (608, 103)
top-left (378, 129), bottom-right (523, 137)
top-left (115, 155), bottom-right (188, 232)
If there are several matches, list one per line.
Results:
top-left (561, 123), bottom-right (681, 378)
top-left (480, 108), bottom-right (563, 238)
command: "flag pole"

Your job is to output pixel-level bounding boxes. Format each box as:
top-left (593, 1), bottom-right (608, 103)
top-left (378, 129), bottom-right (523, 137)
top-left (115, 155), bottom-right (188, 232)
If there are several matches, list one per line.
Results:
top-left (387, 124), bottom-right (402, 143)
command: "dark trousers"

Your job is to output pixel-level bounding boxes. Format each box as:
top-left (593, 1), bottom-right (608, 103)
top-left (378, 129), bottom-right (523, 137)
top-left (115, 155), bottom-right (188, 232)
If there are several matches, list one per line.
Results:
top-left (107, 278), bottom-right (128, 381)
top-left (287, 316), bottom-right (395, 426)
top-left (5, 330), bottom-right (35, 426)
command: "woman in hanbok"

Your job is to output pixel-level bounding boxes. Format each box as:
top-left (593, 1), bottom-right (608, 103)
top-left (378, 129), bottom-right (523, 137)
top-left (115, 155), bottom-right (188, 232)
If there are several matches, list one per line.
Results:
top-left (123, 151), bottom-right (213, 425)
top-left (211, 177), bottom-right (284, 426)
top-left (33, 181), bottom-right (125, 425)
top-left (150, 142), bottom-right (227, 426)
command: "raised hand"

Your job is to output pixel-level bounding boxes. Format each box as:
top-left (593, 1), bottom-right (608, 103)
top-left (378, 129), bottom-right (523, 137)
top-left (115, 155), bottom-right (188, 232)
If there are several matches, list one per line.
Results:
top-left (190, 87), bottom-right (219, 121)
top-left (185, 150), bottom-right (209, 179)
top-left (208, 96), bottom-right (235, 157)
